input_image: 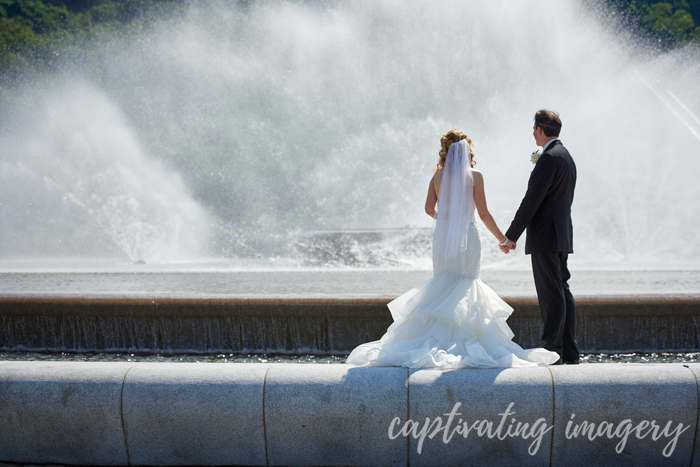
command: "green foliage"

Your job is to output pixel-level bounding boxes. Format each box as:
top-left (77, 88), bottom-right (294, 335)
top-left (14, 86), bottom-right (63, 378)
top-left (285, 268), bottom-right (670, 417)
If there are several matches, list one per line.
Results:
top-left (0, 0), bottom-right (183, 78)
top-left (1, 0), bottom-right (697, 77)
top-left (629, 0), bottom-right (700, 44)
top-left (5, 1), bottom-right (73, 33)
top-left (0, 17), bottom-right (36, 51)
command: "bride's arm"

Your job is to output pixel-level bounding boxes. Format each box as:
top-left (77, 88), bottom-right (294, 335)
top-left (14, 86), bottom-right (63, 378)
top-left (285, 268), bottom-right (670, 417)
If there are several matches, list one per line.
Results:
top-left (473, 171), bottom-right (507, 244)
top-left (424, 173), bottom-right (438, 218)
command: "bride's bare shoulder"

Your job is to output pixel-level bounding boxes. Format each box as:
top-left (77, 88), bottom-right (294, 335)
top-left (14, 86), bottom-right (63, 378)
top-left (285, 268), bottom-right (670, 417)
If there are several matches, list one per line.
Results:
top-left (432, 168), bottom-right (443, 183)
top-left (472, 170), bottom-right (485, 189)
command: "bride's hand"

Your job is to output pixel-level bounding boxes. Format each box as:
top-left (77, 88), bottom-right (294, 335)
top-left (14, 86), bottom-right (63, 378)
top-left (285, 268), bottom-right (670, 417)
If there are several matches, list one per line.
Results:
top-left (498, 239), bottom-right (516, 254)
top-left (500, 240), bottom-right (516, 254)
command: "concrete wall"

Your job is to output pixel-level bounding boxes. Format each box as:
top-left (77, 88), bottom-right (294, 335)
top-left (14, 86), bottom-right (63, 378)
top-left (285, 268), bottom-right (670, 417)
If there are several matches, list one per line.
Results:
top-left (0, 361), bottom-right (699, 466)
top-left (1, 295), bottom-right (699, 353)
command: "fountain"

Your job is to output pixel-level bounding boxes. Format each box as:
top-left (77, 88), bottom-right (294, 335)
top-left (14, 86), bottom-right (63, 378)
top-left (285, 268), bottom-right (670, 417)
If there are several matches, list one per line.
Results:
top-left (0, 0), bottom-right (697, 269)
top-left (0, 2), bottom-right (700, 466)
top-left (0, 81), bottom-right (210, 263)
top-left (1, 0), bottom-right (698, 351)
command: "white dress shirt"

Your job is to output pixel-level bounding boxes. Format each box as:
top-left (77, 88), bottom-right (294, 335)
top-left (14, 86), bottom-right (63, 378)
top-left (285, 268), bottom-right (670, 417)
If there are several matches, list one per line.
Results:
top-left (542, 137), bottom-right (559, 152)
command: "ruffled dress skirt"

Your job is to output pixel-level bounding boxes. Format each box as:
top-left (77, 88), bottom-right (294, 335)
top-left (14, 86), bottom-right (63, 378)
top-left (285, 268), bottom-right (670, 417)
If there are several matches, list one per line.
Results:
top-left (346, 225), bottom-right (560, 369)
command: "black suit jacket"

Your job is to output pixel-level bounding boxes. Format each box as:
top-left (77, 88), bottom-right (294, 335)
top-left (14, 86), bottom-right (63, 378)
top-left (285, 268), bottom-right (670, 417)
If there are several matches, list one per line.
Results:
top-left (505, 139), bottom-right (576, 254)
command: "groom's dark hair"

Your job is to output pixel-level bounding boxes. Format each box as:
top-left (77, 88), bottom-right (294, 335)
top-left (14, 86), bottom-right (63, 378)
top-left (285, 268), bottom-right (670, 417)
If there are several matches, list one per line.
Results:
top-left (534, 110), bottom-right (562, 137)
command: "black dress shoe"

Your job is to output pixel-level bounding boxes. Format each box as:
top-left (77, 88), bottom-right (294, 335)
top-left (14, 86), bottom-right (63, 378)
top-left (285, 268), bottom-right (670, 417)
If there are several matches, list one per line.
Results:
top-left (563, 360), bottom-right (580, 365)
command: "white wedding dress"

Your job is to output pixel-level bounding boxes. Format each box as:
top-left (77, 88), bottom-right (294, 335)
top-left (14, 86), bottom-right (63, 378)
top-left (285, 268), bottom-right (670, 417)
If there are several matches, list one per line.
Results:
top-left (347, 141), bottom-right (559, 369)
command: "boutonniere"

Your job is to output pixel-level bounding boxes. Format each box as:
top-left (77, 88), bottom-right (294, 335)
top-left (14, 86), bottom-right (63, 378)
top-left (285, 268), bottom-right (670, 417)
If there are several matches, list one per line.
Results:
top-left (530, 150), bottom-right (541, 164)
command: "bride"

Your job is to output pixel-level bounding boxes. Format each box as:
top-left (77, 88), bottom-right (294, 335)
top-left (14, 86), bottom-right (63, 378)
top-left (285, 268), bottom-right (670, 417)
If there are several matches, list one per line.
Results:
top-left (347, 130), bottom-right (560, 369)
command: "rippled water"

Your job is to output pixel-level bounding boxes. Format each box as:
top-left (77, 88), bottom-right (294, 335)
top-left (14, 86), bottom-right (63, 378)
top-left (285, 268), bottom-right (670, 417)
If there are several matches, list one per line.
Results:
top-left (1, 269), bottom-right (699, 296)
top-left (2, 351), bottom-right (699, 364)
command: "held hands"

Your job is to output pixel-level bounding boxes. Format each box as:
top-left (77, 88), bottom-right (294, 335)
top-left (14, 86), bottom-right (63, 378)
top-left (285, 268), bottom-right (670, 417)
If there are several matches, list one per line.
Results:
top-left (499, 239), bottom-right (516, 254)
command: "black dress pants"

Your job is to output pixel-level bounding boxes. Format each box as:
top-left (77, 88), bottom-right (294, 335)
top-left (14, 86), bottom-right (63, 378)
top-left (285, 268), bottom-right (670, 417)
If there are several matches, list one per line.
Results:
top-left (531, 251), bottom-right (579, 362)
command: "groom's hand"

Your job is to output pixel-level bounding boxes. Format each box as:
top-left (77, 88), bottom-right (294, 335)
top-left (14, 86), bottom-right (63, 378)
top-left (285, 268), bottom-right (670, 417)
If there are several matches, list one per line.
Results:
top-left (500, 240), bottom-right (516, 254)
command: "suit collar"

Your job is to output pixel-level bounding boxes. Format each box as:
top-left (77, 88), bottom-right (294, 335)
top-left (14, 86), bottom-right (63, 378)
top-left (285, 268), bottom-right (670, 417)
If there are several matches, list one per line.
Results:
top-left (542, 138), bottom-right (560, 153)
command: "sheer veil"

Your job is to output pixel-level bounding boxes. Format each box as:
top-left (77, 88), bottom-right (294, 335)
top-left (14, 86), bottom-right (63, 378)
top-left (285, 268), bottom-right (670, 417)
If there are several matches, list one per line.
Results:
top-left (433, 139), bottom-right (474, 260)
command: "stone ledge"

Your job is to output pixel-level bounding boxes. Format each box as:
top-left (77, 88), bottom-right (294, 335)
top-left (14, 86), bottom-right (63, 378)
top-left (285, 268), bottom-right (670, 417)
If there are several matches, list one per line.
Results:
top-left (0, 362), bottom-right (698, 466)
top-left (1, 294), bottom-right (698, 316)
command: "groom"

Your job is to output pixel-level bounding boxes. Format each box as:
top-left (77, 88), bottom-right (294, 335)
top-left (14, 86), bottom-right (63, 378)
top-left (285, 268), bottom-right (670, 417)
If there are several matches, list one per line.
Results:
top-left (501, 109), bottom-right (579, 364)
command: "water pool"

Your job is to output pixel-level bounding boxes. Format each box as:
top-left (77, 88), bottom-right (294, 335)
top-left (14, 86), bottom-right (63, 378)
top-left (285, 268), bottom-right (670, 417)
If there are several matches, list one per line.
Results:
top-left (1, 269), bottom-right (699, 296)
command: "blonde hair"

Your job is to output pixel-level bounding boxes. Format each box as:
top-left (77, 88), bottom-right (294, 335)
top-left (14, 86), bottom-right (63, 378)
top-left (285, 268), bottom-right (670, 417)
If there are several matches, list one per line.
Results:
top-left (434, 129), bottom-right (475, 173)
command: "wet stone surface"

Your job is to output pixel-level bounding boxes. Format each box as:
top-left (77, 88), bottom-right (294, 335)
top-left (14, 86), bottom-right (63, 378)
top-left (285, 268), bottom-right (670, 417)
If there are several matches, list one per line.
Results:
top-left (1, 351), bottom-right (700, 364)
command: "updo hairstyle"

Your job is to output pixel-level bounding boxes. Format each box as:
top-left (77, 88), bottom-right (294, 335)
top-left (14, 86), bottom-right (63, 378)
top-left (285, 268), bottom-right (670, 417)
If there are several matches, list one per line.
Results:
top-left (434, 129), bottom-right (475, 173)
